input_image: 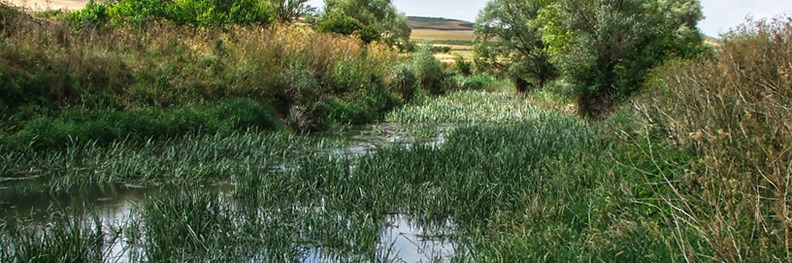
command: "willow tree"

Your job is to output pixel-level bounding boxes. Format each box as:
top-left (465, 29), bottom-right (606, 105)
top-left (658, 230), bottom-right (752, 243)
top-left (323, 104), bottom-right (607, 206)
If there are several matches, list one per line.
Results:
top-left (545, 0), bottom-right (706, 116)
top-left (474, 0), bottom-right (558, 91)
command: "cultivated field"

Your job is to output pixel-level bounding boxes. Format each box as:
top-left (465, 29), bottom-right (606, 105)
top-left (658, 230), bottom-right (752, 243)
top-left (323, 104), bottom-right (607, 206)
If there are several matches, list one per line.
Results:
top-left (407, 17), bottom-right (477, 61)
top-left (7, 0), bottom-right (86, 10)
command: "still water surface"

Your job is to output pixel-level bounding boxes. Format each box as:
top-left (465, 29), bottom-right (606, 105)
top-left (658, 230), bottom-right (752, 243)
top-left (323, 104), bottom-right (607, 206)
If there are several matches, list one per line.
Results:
top-left (1, 123), bottom-right (458, 262)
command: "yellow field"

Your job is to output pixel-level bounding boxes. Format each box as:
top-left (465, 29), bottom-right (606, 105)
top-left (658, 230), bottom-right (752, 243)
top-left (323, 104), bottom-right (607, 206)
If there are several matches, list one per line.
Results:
top-left (410, 29), bottom-right (475, 42)
top-left (410, 29), bottom-right (476, 61)
top-left (7, 0), bottom-right (86, 10)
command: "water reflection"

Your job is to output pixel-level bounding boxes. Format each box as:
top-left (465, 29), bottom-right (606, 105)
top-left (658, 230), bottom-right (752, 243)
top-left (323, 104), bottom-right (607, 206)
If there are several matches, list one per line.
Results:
top-left (1, 123), bottom-right (459, 262)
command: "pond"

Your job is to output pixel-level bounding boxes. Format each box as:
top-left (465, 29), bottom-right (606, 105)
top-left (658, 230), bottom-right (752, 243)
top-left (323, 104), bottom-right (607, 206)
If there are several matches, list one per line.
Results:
top-left (0, 123), bottom-right (461, 262)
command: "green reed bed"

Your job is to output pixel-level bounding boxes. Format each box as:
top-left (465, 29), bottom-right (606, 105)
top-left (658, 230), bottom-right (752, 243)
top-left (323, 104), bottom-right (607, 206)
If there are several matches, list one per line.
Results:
top-left (387, 90), bottom-right (563, 124)
top-left (1, 89), bottom-right (689, 262)
top-left (0, 129), bottom-right (342, 193)
top-left (0, 209), bottom-right (114, 262)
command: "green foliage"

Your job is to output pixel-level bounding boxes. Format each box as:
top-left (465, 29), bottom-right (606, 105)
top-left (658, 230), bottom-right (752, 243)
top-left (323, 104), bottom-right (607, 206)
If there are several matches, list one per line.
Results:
top-left (455, 74), bottom-right (502, 91)
top-left (474, 0), bottom-right (559, 90)
top-left (431, 45), bottom-right (451, 53)
top-left (389, 64), bottom-right (418, 99)
top-left (316, 0), bottom-right (411, 47)
top-left (477, 0), bottom-right (706, 116)
top-left (270, 0), bottom-right (315, 24)
top-left (454, 55), bottom-right (472, 76)
top-left (2, 99), bottom-right (281, 151)
top-left (73, 0), bottom-right (274, 27)
top-left (68, 1), bottom-right (111, 27)
top-left (412, 43), bottom-right (448, 95)
top-left (316, 13), bottom-right (380, 43)
top-left (547, 0), bottom-right (706, 116)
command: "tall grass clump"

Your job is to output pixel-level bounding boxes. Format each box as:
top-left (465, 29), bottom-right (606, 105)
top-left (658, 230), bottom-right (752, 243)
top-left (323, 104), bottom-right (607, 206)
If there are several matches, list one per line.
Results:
top-left (0, 210), bottom-right (112, 262)
top-left (634, 16), bottom-right (792, 261)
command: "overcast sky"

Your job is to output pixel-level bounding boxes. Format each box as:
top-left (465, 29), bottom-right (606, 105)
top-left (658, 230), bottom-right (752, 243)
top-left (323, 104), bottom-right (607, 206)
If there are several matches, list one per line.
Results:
top-left (306, 0), bottom-right (792, 37)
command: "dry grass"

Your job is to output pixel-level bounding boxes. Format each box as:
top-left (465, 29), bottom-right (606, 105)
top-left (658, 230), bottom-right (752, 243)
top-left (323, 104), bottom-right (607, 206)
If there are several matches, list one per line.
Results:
top-left (635, 16), bottom-right (792, 262)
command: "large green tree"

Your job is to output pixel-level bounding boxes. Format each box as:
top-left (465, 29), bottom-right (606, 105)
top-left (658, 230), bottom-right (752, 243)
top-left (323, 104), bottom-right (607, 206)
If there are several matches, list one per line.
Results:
top-left (474, 0), bottom-right (558, 91)
top-left (547, 0), bottom-right (706, 116)
top-left (315, 0), bottom-right (410, 47)
top-left (476, 0), bottom-right (705, 116)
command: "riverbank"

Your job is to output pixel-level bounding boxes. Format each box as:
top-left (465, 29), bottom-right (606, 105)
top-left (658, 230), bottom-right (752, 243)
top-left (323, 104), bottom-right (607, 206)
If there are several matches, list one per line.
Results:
top-left (3, 3), bottom-right (792, 262)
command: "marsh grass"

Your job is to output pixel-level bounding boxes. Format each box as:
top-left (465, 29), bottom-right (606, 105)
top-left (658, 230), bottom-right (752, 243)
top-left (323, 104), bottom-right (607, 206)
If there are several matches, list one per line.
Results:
top-left (0, 130), bottom-right (342, 192)
top-left (388, 90), bottom-right (557, 124)
top-left (0, 207), bottom-right (116, 262)
top-left (1, 88), bottom-right (695, 262)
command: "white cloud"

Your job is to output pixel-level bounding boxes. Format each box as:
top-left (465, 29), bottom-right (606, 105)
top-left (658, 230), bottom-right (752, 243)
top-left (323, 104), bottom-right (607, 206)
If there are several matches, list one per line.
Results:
top-left (699, 0), bottom-right (792, 37)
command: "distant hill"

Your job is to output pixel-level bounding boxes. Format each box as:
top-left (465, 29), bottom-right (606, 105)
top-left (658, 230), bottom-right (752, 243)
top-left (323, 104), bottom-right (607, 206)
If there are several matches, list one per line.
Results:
top-left (407, 16), bottom-right (474, 31)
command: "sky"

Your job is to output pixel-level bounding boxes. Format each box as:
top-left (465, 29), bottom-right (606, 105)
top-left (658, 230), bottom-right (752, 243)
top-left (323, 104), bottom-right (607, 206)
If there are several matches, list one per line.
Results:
top-left (306, 0), bottom-right (792, 37)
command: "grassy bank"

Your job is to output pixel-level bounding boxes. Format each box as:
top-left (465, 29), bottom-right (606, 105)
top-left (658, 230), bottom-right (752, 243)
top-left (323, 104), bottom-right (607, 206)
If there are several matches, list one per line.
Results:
top-left (0, 3), bottom-right (420, 152)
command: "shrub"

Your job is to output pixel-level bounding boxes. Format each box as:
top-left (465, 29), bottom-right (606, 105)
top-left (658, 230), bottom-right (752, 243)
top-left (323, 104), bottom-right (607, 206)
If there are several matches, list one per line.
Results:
top-left (315, 13), bottom-right (379, 43)
top-left (454, 55), bottom-right (472, 76)
top-left (458, 74), bottom-right (499, 91)
top-left (634, 17), bottom-right (792, 262)
top-left (389, 64), bottom-right (418, 99)
top-left (2, 7), bottom-right (401, 138)
top-left (281, 62), bottom-right (325, 131)
top-left (431, 45), bottom-right (451, 53)
top-left (328, 58), bottom-right (383, 94)
top-left (412, 43), bottom-right (447, 95)
top-left (68, 1), bottom-right (111, 27)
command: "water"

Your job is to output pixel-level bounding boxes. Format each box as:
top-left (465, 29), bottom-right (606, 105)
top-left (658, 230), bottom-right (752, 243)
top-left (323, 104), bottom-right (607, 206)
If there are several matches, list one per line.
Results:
top-left (0, 123), bottom-right (458, 262)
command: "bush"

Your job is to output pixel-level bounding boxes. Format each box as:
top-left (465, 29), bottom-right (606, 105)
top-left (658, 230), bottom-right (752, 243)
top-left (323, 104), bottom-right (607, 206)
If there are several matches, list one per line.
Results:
top-left (412, 43), bottom-right (447, 95)
top-left (457, 74), bottom-right (499, 91)
top-left (634, 17), bottom-right (792, 261)
top-left (328, 58), bottom-right (383, 94)
top-left (2, 7), bottom-right (402, 138)
top-left (454, 55), bottom-right (472, 76)
top-left (389, 64), bottom-right (418, 100)
top-left (431, 45), bottom-right (451, 53)
top-left (281, 62), bottom-right (325, 131)
top-left (315, 13), bottom-right (379, 43)
top-left (68, 1), bottom-right (111, 27)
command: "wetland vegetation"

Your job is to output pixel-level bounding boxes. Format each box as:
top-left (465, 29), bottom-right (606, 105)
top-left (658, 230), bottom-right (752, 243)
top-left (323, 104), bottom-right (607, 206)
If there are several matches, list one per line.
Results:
top-left (2, 0), bottom-right (792, 262)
